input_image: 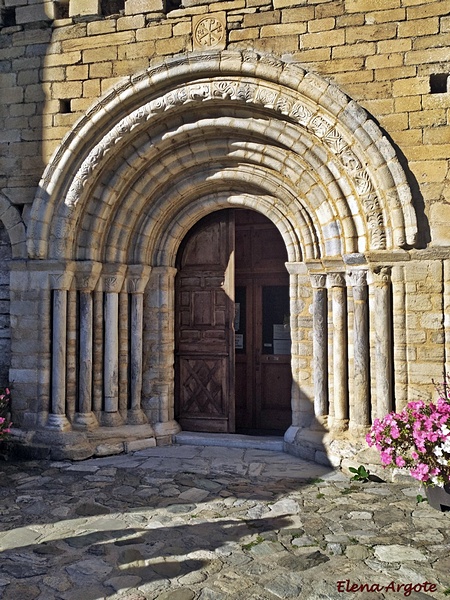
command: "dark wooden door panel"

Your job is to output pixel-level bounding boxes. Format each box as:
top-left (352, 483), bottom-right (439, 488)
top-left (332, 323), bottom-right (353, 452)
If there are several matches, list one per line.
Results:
top-left (178, 356), bottom-right (230, 432)
top-left (258, 361), bottom-right (292, 430)
top-left (175, 211), bottom-right (235, 432)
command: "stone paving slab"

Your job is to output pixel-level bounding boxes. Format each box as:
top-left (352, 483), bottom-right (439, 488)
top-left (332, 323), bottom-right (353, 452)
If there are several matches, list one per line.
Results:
top-left (0, 444), bottom-right (449, 599)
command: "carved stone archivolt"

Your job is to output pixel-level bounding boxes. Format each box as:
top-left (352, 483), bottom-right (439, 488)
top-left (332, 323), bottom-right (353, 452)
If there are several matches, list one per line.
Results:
top-left (31, 50), bottom-right (418, 263)
top-left (63, 79), bottom-right (385, 253)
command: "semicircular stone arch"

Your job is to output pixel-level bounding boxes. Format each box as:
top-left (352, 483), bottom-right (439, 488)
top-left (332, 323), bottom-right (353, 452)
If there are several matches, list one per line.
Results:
top-left (22, 49), bottom-right (420, 463)
top-left (30, 49), bottom-right (418, 263)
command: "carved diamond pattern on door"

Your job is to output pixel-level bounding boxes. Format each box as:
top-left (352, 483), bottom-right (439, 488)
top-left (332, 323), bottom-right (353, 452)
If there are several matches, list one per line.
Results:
top-left (179, 357), bottom-right (226, 416)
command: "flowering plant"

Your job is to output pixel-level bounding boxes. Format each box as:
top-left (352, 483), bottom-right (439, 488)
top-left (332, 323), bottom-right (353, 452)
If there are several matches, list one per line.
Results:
top-left (0, 388), bottom-right (12, 438)
top-left (366, 385), bottom-right (450, 487)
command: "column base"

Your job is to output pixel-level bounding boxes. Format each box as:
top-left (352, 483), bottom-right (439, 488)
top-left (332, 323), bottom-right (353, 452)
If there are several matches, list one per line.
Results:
top-left (127, 408), bottom-right (148, 426)
top-left (348, 422), bottom-right (371, 438)
top-left (73, 412), bottom-right (99, 430)
top-left (329, 418), bottom-right (349, 433)
top-left (100, 411), bottom-right (125, 427)
top-left (46, 414), bottom-right (72, 431)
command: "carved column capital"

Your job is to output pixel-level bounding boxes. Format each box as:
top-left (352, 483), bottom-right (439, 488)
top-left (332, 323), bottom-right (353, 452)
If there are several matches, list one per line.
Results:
top-left (126, 265), bottom-right (152, 294)
top-left (310, 273), bottom-right (327, 289)
top-left (327, 272), bottom-right (346, 288)
top-left (99, 264), bottom-right (127, 293)
top-left (49, 269), bottom-right (75, 291)
top-left (347, 269), bottom-right (368, 288)
top-left (74, 261), bottom-right (102, 291)
top-left (368, 266), bottom-right (392, 286)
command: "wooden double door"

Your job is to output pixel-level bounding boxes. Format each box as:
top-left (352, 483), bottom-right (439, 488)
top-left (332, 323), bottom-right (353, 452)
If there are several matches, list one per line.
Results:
top-left (175, 209), bottom-right (292, 434)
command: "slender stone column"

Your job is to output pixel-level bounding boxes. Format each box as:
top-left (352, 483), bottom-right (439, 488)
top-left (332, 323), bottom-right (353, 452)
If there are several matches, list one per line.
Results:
top-left (310, 273), bottom-right (328, 420)
top-left (126, 265), bottom-right (151, 425)
top-left (348, 270), bottom-right (370, 432)
top-left (74, 262), bottom-right (102, 430)
top-left (66, 289), bottom-right (77, 419)
top-left (328, 272), bottom-right (348, 430)
top-left (369, 267), bottom-right (393, 419)
top-left (100, 266), bottom-right (126, 427)
top-left (47, 270), bottom-right (74, 431)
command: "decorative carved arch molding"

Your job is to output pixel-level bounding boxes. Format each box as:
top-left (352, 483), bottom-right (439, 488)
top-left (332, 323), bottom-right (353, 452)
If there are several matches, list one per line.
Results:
top-left (29, 49), bottom-right (418, 263)
top-left (24, 50), bottom-right (419, 457)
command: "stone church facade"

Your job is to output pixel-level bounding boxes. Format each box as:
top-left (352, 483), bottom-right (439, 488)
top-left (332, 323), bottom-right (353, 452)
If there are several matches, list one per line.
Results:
top-left (0, 0), bottom-right (449, 464)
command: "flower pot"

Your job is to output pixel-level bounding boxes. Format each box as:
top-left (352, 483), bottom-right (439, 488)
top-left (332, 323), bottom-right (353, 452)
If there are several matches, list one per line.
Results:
top-left (425, 483), bottom-right (450, 512)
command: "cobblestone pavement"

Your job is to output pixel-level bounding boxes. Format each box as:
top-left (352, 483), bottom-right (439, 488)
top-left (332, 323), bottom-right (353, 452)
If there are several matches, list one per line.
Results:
top-left (0, 443), bottom-right (449, 600)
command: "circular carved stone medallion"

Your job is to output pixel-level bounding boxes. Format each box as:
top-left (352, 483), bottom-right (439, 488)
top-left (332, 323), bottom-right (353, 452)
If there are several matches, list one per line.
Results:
top-left (194, 17), bottom-right (225, 48)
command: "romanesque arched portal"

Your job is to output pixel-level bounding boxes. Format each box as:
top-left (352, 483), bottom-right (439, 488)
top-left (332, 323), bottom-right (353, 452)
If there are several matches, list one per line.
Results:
top-left (20, 50), bottom-right (417, 461)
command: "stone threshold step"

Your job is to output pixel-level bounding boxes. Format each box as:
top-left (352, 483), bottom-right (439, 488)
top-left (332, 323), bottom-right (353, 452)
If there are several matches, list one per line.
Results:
top-left (174, 431), bottom-right (284, 452)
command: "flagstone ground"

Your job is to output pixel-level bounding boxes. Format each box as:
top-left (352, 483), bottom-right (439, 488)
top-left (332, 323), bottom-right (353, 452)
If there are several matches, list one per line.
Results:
top-left (0, 443), bottom-right (449, 599)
